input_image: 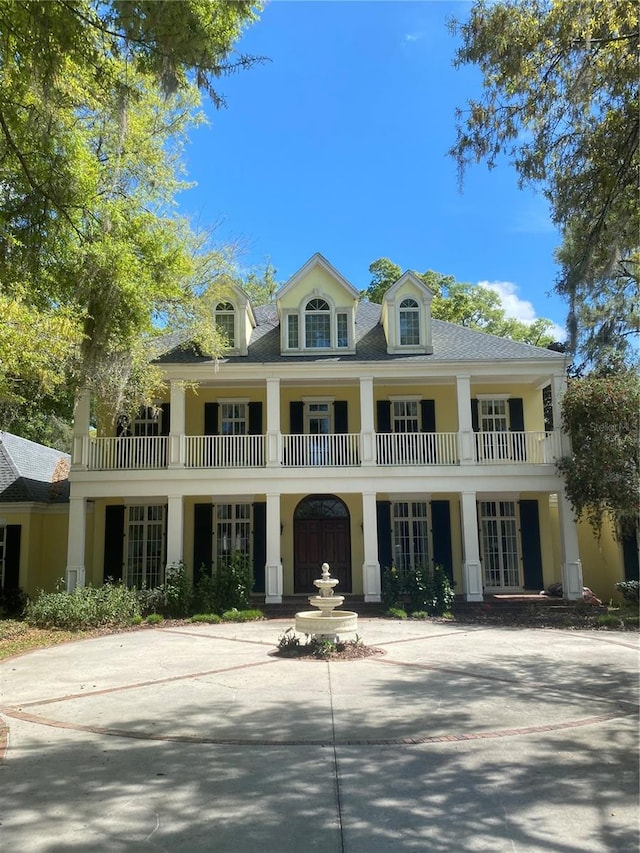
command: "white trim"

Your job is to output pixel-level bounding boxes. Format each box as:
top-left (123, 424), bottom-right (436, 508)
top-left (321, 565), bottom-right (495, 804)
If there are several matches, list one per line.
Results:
top-left (476, 393), bottom-right (511, 400)
top-left (301, 396), bottom-right (335, 403)
top-left (389, 394), bottom-right (421, 402)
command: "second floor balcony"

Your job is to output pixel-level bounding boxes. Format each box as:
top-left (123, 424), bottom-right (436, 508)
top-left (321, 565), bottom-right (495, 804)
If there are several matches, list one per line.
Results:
top-left (84, 429), bottom-right (563, 472)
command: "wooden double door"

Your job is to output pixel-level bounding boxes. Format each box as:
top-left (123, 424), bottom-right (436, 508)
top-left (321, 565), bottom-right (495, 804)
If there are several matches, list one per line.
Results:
top-left (293, 496), bottom-right (352, 593)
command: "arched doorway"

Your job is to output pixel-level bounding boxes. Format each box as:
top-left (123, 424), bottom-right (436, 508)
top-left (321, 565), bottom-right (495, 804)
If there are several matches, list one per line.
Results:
top-left (293, 495), bottom-right (352, 593)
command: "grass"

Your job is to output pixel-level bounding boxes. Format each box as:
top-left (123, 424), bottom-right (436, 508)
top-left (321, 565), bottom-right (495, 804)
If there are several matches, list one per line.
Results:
top-left (0, 620), bottom-right (100, 660)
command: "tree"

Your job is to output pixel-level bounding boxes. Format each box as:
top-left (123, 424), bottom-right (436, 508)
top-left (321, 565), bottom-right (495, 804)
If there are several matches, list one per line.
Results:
top-left (363, 258), bottom-right (556, 347)
top-left (448, 0), bottom-right (639, 366)
top-left (0, 1), bottom-right (261, 425)
top-left (557, 371), bottom-right (639, 538)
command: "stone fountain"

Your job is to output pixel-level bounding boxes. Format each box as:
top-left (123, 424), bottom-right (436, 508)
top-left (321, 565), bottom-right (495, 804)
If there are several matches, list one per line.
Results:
top-left (294, 562), bottom-right (358, 639)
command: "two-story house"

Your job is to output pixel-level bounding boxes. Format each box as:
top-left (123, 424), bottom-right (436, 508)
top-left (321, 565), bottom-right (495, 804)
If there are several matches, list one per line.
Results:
top-left (64, 253), bottom-right (588, 604)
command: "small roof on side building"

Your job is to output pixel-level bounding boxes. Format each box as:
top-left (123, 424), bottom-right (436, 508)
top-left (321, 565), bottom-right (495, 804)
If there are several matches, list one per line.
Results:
top-left (0, 432), bottom-right (70, 503)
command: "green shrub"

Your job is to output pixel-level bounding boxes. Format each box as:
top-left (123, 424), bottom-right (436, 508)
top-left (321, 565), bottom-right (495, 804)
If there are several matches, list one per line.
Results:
top-left (192, 570), bottom-right (217, 614)
top-left (163, 562), bottom-right (192, 616)
top-left (411, 611), bottom-right (430, 620)
top-left (221, 608), bottom-right (263, 622)
top-left (386, 606), bottom-right (408, 619)
top-left (615, 581), bottom-right (639, 602)
top-left (622, 614), bottom-right (639, 628)
top-left (26, 582), bottom-right (140, 630)
top-left (0, 586), bottom-right (28, 617)
top-left (136, 584), bottom-right (165, 616)
top-left (190, 613), bottom-right (222, 624)
top-left (213, 551), bottom-right (253, 613)
top-left (597, 613), bottom-right (622, 628)
top-left (381, 565), bottom-right (402, 610)
top-left (145, 612), bottom-right (164, 625)
top-left (277, 627), bottom-right (301, 655)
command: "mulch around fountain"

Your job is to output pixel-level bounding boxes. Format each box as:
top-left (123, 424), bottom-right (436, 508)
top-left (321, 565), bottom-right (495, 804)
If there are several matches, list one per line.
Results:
top-left (272, 640), bottom-right (386, 661)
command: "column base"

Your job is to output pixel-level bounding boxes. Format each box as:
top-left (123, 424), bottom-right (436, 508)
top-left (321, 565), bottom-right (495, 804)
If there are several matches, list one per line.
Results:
top-left (362, 560), bottom-right (381, 601)
top-left (65, 566), bottom-right (85, 592)
top-left (562, 560), bottom-right (584, 600)
top-left (265, 562), bottom-right (283, 603)
top-left (463, 560), bottom-right (484, 602)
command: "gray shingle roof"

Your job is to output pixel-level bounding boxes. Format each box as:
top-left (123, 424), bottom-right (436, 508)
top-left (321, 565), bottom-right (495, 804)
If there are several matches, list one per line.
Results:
top-left (0, 432), bottom-right (70, 503)
top-left (155, 301), bottom-right (565, 366)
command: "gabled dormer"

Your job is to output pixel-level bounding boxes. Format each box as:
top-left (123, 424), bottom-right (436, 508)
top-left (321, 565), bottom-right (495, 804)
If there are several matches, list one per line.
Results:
top-left (277, 253), bottom-right (359, 355)
top-left (381, 271), bottom-right (434, 355)
top-left (213, 284), bottom-right (255, 356)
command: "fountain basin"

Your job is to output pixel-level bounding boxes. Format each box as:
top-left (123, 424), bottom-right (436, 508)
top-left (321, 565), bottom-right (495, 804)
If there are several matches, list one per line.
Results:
top-left (295, 609), bottom-right (358, 638)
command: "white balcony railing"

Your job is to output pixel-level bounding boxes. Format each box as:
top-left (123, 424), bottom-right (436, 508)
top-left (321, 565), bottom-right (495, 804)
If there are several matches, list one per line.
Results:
top-left (89, 436), bottom-right (168, 470)
top-left (185, 435), bottom-right (265, 468)
top-left (84, 431), bottom-right (562, 470)
top-left (474, 431), bottom-right (561, 464)
top-left (281, 433), bottom-right (361, 467)
top-left (376, 432), bottom-right (459, 466)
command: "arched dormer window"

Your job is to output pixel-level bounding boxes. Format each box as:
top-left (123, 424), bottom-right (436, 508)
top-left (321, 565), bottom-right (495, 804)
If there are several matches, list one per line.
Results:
top-left (399, 298), bottom-right (420, 346)
top-left (215, 302), bottom-right (235, 348)
top-left (305, 298), bottom-right (331, 348)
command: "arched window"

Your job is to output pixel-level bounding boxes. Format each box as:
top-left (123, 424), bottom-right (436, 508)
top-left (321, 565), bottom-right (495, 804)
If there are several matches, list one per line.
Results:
top-left (399, 298), bottom-right (420, 345)
top-left (215, 302), bottom-right (235, 347)
top-left (305, 298), bottom-right (331, 348)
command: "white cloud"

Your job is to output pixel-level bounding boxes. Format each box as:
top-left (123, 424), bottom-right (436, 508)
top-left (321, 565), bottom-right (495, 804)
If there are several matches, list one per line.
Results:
top-left (478, 279), bottom-right (566, 340)
top-left (404, 32), bottom-right (423, 43)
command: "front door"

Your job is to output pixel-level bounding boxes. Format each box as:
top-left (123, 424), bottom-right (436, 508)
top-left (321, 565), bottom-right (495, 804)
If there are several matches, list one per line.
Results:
top-left (294, 495), bottom-right (351, 593)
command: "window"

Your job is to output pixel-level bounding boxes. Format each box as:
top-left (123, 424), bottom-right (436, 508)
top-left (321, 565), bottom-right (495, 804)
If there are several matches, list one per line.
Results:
top-left (392, 400), bottom-right (419, 433)
top-left (399, 298), bottom-right (420, 346)
top-left (479, 500), bottom-right (520, 589)
top-left (480, 399), bottom-right (508, 432)
top-left (0, 525), bottom-right (5, 589)
top-left (220, 402), bottom-right (247, 435)
top-left (477, 398), bottom-right (509, 460)
top-left (542, 385), bottom-right (554, 432)
top-left (215, 503), bottom-right (252, 564)
top-left (392, 501), bottom-right (430, 576)
top-left (215, 302), bottom-right (235, 347)
top-left (125, 505), bottom-right (165, 589)
top-left (287, 314), bottom-right (299, 349)
top-left (336, 312), bottom-right (348, 348)
top-left (283, 297), bottom-right (353, 353)
top-left (305, 298), bottom-right (331, 348)
top-left (132, 407), bottom-right (160, 437)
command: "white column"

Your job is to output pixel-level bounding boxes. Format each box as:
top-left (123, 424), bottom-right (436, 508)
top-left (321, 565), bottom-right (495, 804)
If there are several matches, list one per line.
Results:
top-left (71, 390), bottom-right (91, 468)
top-left (551, 373), bottom-right (571, 456)
top-left (265, 492), bottom-right (283, 602)
top-left (362, 491), bottom-right (381, 601)
top-left (65, 496), bottom-right (87, 591)
top-left (359, 376), bottom-right (376, 466)
top-left (266, 378), bottom-right (281, 467)
top-left (165, 495), bottom-right (184, 572)
top-left (558, 492), bottom-right (584, 599)
top-left (460, 491), bottom-right (483, 601)
top-left (456, 375), bottom-right (474, 464)
top-left (168, 381), bottom-right (186, 467)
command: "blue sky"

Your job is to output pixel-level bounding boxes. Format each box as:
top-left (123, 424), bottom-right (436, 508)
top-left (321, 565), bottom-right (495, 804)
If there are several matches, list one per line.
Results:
top-left (178, 0), bottom-right (567, 340)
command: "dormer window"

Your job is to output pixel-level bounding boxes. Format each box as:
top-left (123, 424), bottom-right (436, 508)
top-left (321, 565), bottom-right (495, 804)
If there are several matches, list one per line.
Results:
top-left (283, 295), bottom-right (353, 353)
top-left (305, 298), bottom-right (331, 348)
top-left (215, 302), bottom-right (235, 348)
top-left (399, 298), bottom-right (420, 346)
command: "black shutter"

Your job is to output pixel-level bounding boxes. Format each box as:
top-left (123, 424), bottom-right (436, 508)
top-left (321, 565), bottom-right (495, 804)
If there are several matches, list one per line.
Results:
top-left (509, 398), bottom-right (526, 460)
top-left (204, 402), bottom-right (219, 435)
top-left (431, 501), bottom-right (453, 582)
top-left (334, 401), bottom-right (348, 434)
top-left (420, 399), bottom-right (436, 432)
top-left (160, 403), bottom-right (170, 436)
top-left (290, 401), bottom-right (304, 434)
top-left (509, 398), bottom-right (525, 431)
top-left (4, 525), bottom-right (21, 590)
top-left (103, 506), bottom-right (125, 583)
top-left (377, 400), bottom-right (391, 433)
top-left (193, 503), bottom-right (213, 583)
top-left (622, 530), bottom-right (639, 581)
top-left (520, 500), bottom-right (544, 591)
top-left (252, 502), bottom-right (266, 593)
top-left (376, 501), bottom-right (392, 570)
top-left (248, 402), bottom-right (263, 435)
top-left (471, 399), bottom-right (479, 432)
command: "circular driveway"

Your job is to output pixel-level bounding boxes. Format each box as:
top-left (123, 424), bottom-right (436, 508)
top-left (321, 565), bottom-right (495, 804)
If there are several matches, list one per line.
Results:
top-left (1, 619), bottom-right (638, 852)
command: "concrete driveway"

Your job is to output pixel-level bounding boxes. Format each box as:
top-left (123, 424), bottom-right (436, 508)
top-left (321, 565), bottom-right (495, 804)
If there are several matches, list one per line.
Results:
top-left (1, 618), bottom-right (638, 852)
